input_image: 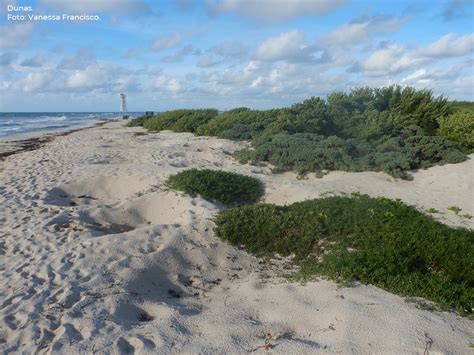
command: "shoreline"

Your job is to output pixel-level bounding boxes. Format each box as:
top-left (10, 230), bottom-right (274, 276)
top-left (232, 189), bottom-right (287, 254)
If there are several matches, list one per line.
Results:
top-left (0, 119), bottom-right (115, 160)
top-left (0, 121), bottom-right (472, 353)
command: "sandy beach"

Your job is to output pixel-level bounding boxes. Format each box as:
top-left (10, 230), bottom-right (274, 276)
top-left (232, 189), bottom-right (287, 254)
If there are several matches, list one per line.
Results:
top-left (1, 120), bottom-right (473, 354)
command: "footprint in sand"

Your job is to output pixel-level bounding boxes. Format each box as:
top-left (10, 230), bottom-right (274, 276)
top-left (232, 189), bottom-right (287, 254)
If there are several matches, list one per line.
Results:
top-left (4, 313), bottom-right (28, 330)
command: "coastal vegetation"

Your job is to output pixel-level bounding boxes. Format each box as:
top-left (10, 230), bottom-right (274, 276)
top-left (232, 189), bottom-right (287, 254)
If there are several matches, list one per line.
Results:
top-left (166, 169), bottom-right (264, 206)
top-left (129, 86), bottom-right (473, 179)
top-left (214, 194), bottom-right (474, 316)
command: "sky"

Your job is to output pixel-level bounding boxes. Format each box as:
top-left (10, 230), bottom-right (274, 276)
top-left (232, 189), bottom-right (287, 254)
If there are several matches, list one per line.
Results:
top-left (0, 0), bottom-right (473, 112)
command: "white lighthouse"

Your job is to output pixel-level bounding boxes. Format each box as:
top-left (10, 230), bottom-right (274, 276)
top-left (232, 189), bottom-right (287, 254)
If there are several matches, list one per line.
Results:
top-left (119, 93), bottom-right (129, 119)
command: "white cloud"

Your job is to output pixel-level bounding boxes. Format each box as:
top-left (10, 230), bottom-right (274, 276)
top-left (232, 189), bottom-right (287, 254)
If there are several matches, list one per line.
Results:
top-left (162, 45), bottom-right (195, 63)
top-left (354, 44), bottom-right (425, 76)
top-left (40, 0), bottom-right (151, 14)
top-left (418, 33), bottom-right (474, 58)
top-left (321, 16), bottom-right (405, 46)
top-left (22, 71), bottom-right (54, 92)
top-left (206, 0), bottom-right (347, 21)
top-left (123, 46), bottom-right (140, 59)
top-left (57, 48), bottom-right (96, 70)
top-left (0, 22), bottom-right (35, 49)
top-left (20, 53), bottom-right (47, 67)
top-left (0, 52), bottom-right (18, 66)
top-left (150, 33), bottom-right (182, 52)
top-left (197, 41), bottom-right (247, 67)
top-left (255, 30), bottom-right (313, 62)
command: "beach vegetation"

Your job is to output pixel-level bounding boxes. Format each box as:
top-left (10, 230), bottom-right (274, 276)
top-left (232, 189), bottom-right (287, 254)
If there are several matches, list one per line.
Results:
top-left (126, 115), bottom-right (152, 127)
top-left (447, 206), bottom-right (462, 215)
top-left (166, 169), bottom-right (264, 206)
top-left (214, 194), bottom-right (474, 316)
top-left (139, 86), bottom-right (468, 179)
top-left (144, 109), bottom-right (218, 133)
top-left (437, 109), bottom-right (474, 152)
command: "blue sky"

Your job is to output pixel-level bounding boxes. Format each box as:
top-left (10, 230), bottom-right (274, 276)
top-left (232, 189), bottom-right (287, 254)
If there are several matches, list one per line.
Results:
top-left (0, 0), bottom-right (472, 112)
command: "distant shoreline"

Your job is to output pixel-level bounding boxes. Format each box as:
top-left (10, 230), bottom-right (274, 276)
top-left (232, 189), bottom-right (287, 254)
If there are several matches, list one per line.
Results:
top-left (0, 119), bottom-right (115, 160)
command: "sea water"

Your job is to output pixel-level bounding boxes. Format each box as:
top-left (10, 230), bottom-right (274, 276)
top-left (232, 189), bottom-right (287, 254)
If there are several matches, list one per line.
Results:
top-left (0, 112), bottom-right (142, 138)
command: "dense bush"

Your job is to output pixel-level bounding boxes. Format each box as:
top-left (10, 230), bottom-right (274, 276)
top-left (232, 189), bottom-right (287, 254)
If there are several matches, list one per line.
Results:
top-left (437, 109), bottom-right (474, 152)
top-left (140, 86), bottom-right (468, 178)
top-left (144, 109), bottom-right (218, 133)
top-left (166, 169), bottom-right (264, 206)
top-left (126, 115), bottom-right (151, 127)
top-left (196, 108), bottom-right (282, 139)
top-left (235, 128), bottom-right (466, 178)
top-left (214, 194), bottom-right (474, 315)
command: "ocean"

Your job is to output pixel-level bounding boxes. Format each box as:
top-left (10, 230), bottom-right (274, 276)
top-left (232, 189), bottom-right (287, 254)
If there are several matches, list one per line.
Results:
top-left (0, 112), bottom-right (143, 138)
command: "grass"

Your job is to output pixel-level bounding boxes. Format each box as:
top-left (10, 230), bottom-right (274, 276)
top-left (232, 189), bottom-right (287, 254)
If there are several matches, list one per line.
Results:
top-left (166, 169), bottom-right (264, 206)
top-left (214, 194), bottom-right (474, 316)
top-left (448, 206), bottom-right (462, 215)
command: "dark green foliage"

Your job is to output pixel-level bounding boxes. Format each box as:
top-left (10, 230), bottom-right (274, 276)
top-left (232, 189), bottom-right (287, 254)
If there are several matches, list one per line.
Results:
top-left (166, 169), bottom-right (264, 206)
top-left (235, 128), bottom-right (465, 179)
top-left (126, 115), bottom-right (152, 127)
top-left (451, 101), bottom-right (474, 114)
top-left (144, 109), bottom-right (218, 133)
top-left (214, 194), bottom-right (474, 315)
top-left (141, 86), bottom-right (467, 178)
top-left (437, 109), bottom-right (474, 152)
top-left (196, 108), bottom-right (282, 139)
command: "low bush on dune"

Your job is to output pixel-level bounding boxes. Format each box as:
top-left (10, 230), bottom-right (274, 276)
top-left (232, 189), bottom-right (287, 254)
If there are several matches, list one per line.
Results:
top-left (437, 109), bottom-right (474, 152)
top-left (166, 169), bottom-right (264, 206)
top-left (214, 194), bottom-right (474, 316)
top-left (139, 86), bottom-right (469, 179)
top-left (235, 127), bottom-right (466, 179)
top-left (144, 109), bottom-right (218, 133)
top-left (126, 115), bottom-right (152, 127)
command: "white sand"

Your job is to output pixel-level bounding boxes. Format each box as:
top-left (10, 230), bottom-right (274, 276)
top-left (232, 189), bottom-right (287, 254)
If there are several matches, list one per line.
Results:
top-left (0, 121), bottom-right (473, 354)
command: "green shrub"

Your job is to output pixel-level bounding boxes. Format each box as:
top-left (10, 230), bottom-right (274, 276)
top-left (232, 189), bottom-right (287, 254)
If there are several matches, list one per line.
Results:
top-left (234, 131), bottom-right (465, 179)
top-left (166, 169), bottom-right (264, 206)
top-left (126, 115), bottom-right (152, 127)
top-left (144, 109), bottom-right (218, 133)
top-left (214, 194), bottom-right (474, 315)
top-left (139, 87), bottom-right (468, 178)
top-left (437, 109), bottom-right (474, 152)
top-left (196, 108), bottom-right (282, 139)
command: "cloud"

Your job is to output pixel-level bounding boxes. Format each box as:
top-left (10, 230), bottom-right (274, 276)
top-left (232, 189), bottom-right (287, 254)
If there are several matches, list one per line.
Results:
top-left (0, 52), bottom-right (18, 66)
top-left (20, 71), bottom-right (56, 92)
top-left (149, 74), bottom-right (183, 93)
top-left (20, 53), bottom-right (47, 67)
top-left (206, 0), bottom-right (347, 22)
top-left (40, 0), bottom-right (151, 15)
top-left (352, 44), bottom-right (425, 76)
top-left (150, 32), bottom-right (182, 52)
top-left (162, 45), bottom-right (195, 63)
top-left (442, 0), bottom-right (472, 21)
top-left (123, 46), bottom-right (140, 59)
top-left (0, 22), bottom-right (35, 49)
top-left (57, 48), bottom-right (96, 70)
top-left (321, 15), bottom-right (405, 46)
top-left (65, 62), bottom-right (133, 92)
top-left (255, 30), bottom-right (315, 62)
top-left (176, 0), bottom-right (195, 11)
top-left (197, 41), bottom-right (247, 67)
top-left (418, 33), bottom-right (474, 58)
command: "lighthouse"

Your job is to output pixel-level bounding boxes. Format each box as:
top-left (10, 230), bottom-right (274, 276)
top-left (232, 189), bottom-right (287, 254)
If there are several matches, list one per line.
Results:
top-left (119, 93), bottom-right (129, 119)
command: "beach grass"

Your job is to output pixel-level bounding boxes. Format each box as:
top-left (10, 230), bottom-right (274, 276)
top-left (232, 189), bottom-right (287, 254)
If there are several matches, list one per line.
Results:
top-left (166, 169), bottom-right (264, 206)
top-left (214, 193), bottom-right (474, 316)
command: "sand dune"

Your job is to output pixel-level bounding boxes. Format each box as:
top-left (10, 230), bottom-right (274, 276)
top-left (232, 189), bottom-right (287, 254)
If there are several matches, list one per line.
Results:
top-left (0, 121), bottom-right (473, 354)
